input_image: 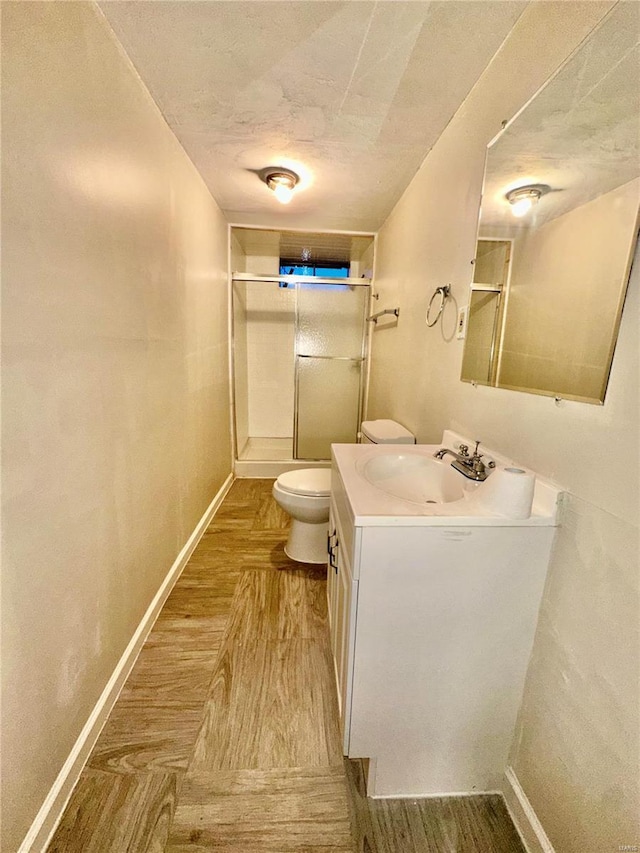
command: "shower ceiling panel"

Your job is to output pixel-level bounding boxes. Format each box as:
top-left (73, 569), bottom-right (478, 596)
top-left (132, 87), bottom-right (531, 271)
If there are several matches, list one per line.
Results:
top-left (99, 1), bottom-right (525, 232)
top-left (233, 229), bottom-right (373, 265)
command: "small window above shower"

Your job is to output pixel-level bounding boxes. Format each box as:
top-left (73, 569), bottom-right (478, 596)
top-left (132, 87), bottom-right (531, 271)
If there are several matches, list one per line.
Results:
top-left (280, 258), bottom-right (349, 277)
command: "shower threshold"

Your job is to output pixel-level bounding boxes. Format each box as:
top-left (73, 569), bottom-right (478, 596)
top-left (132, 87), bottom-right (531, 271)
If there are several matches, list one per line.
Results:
top-left (239, 437), bottom-right (293, 461)
top-left (235, 437), bottom-right (330, 478)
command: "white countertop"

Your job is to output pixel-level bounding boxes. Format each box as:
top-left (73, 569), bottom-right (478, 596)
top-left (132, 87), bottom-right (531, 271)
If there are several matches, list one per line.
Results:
top-left (332, 438), bottom-right (561, 527)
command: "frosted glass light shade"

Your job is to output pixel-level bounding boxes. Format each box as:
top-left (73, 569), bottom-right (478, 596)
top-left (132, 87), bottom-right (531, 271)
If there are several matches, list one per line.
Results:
top-left (265, 169), bottom-right (298, 204)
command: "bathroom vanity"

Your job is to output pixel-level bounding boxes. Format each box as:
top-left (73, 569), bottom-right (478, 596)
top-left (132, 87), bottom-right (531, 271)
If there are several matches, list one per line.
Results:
top-left (327, 431), bottom-right (561, 797)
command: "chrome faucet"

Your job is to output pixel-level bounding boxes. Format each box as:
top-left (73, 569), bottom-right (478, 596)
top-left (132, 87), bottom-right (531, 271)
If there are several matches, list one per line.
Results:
top-left (434, 441), bottom-right (494, 481)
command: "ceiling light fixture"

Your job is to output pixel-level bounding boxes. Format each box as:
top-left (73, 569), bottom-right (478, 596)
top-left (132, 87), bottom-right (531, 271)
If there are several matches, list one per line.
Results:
top-left (505, 184), bottom-right (550, 217)
top-left (265, 168), bottom-right (299, 204)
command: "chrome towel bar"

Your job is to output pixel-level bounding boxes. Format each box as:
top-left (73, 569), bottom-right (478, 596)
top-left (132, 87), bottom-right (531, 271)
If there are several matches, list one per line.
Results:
top-left (367, 307), bottom-right (400, 324)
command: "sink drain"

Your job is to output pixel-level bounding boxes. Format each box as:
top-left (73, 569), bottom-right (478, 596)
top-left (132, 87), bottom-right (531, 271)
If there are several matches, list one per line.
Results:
top-left (425, 500), bottom-right (437, 504)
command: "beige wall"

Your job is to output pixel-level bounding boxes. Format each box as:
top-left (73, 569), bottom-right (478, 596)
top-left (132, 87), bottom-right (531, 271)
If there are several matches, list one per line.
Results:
top-left (499, 179), bottom-right (639, 400)
top-left (369, 2), bottom-right (638, 851)
top-left (1, 4), bottom-right (231, 850)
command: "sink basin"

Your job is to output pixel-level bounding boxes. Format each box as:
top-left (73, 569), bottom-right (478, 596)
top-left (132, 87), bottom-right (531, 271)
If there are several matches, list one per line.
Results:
top-left (356, 452), bottom-right (465, 504)
top-left (333, 435), bottom-right (560, 526)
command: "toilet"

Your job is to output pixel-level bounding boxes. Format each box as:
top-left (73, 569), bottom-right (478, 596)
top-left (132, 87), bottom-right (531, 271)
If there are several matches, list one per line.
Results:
top-left (273, 421), bottom-right (414, 564)
top-left (360, 419), bottom-right (416, 445)
top-left (272, 468), bottom-right (332, 564)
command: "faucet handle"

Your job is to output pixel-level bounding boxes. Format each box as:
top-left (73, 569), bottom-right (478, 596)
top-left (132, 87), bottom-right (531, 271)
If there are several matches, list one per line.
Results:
top-left (458, 444), bottom-right (469, 457)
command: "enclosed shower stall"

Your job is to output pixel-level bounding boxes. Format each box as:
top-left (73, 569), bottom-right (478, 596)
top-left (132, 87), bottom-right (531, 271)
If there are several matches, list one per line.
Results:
top-left (231, 228), bottom-right (374, 469)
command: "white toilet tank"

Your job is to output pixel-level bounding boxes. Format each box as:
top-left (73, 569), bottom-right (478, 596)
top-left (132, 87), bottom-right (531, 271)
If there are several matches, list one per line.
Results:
top-left (360, 419), bottom-right (415, 444)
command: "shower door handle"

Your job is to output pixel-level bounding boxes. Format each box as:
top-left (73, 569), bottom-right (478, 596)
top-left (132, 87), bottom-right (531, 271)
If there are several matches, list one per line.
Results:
top-left (296, 355), bottom-right (364, 361)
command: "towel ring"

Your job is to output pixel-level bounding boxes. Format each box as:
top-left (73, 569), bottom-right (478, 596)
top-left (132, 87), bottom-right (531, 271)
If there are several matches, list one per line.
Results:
top-left (426, 285), bottom-right (450, 327)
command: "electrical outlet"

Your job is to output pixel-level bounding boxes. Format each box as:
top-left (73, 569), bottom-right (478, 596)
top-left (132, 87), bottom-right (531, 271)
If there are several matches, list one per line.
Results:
top-left (456, 306), bottom-right (468, 339)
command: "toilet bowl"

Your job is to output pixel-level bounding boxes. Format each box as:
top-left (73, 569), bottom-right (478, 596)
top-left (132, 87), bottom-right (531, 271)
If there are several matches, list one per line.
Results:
top-left (272, 468), bottom-right (331, 564)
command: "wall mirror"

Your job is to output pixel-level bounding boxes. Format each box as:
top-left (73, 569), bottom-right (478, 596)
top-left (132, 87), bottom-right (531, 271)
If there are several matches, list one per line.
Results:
top-left (461, 4), bottom-right (639, 404)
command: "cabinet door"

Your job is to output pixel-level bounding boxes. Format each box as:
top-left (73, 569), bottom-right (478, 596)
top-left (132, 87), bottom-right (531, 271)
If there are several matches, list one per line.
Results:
top-left (336, 561), bottom-right (358, 755)
top-left (334, 549), bottom-right (348, 721)
top-left (331, 514), bottom-right (358, 754)
top-left (326, 504), bottom-right (339, 653)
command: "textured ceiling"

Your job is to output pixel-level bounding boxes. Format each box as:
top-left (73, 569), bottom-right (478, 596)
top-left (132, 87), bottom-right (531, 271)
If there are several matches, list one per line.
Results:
top-left (99, 1), bottom-right (525, 231)
top-left (481, 2), bottom-right (640, 232)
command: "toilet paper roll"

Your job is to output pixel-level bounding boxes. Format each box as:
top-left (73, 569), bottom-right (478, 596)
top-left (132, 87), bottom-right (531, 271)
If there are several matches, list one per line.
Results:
top-left (472, 466), bottom-right (535, 519)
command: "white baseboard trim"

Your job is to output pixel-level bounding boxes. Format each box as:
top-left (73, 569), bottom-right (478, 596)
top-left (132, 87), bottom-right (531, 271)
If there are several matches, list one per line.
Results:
top-left (19, 473), bottom-right (234, 853)
top-left (502, 766), bottom-right (555, 853)
top-left (367, 787), bottom-right (502, 799)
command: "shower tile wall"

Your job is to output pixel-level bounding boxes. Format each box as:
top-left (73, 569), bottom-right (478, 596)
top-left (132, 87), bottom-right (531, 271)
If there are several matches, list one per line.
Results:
top-left (230, 234), bottom-right (246, 275)
top-left (233, 281), bottom-right (249, 456)
top-left (245, 252), bottom-right (278, 274)
top-left (349, 238), bottom-right (375, 279)
top-left (246, 284), bottom-right (295, 439)
top-left (231, 235), bottom-right (249, 455)
top-left (231, 239), bottom-right (294, 451)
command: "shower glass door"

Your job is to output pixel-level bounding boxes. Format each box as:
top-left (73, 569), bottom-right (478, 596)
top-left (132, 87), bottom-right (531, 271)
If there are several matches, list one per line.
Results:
top-left (294, 282), bottom-right (368, 459)
top-left (460, 288), bottom-right (503, 385)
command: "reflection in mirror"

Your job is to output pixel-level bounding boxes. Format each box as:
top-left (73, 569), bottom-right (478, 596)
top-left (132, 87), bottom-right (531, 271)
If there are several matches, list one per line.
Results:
top-left (462, 4), bottom-right (640, 404)
top-left (461, 240), bottom-right (510, 385)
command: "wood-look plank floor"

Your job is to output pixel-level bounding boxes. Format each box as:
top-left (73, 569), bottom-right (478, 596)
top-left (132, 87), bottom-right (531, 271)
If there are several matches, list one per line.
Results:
top-left (345, 759), bottom-right (525, 853)
top-left (47, 768), bottom-right (177, 853)
top-left (166, 768), bottom-right (353, 853)
top-left (189, 638), bottom-right (343, 773)
top-left (48, 478), bottom-right (525, 853)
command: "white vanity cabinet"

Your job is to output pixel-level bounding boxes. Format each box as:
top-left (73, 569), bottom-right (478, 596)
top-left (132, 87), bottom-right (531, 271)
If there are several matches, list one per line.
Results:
top-left (326, 486), bottom-right (359, 752)
top-left (327, 445), bottom-right (559, 798)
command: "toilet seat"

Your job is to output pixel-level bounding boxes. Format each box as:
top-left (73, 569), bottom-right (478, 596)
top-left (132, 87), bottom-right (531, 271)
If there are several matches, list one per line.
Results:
top-left (276, 468), bottom-right (331, 497)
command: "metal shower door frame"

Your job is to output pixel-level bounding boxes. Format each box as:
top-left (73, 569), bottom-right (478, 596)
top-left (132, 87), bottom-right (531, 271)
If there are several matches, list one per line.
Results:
top-left (293, 280), bottom-right (370, 460)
